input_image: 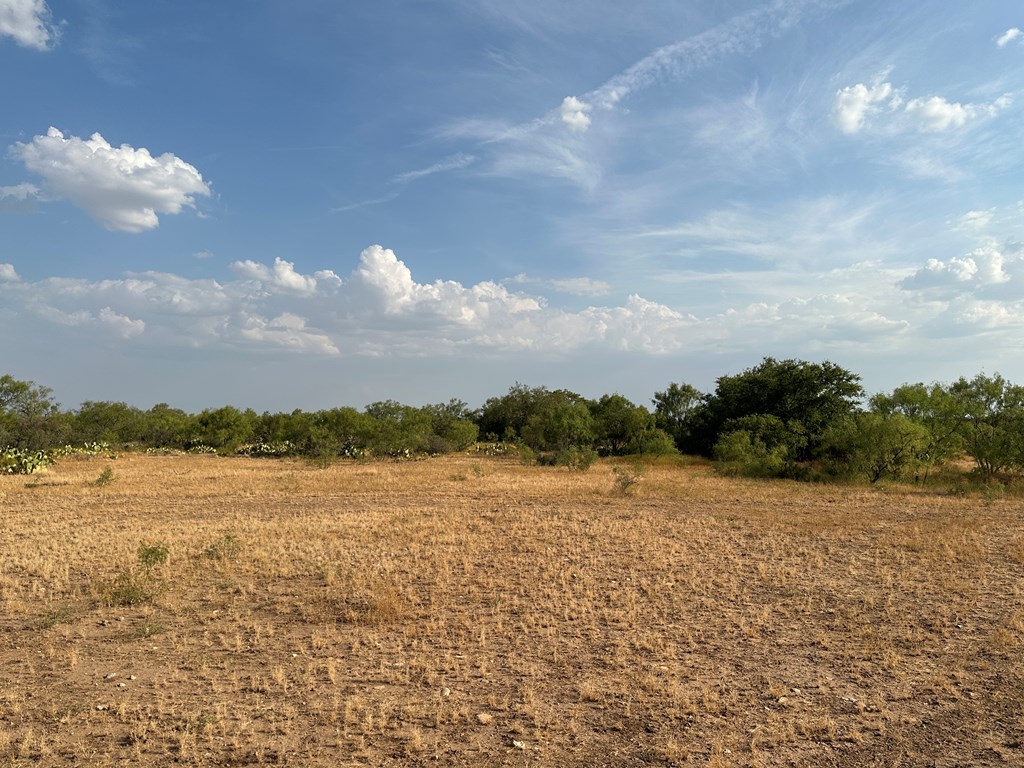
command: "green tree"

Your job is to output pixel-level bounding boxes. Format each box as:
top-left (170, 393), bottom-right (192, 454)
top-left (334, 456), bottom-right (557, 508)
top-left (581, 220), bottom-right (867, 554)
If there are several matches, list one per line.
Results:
top-left (142, 403), bottom-right (195, 448)
top-left (946, 373), bottom-right (1024, 478)
top-left (73, 401), bottom-right (146, 446)
top-left (194, 406), bottom-right (258, 451)
top-left (590, 394), bottom-right (652, 455)
top-left (476, 383), bottom-right (549, 441)
top-left (521, 390), bottom-right (595, 452)
top-left (869, 383), bottom-right (963, 479)
top-left (690, 358), bottom-right (864, 460)
top-left (822, 413), bottom-right (931, 483)
top-left (652, 382), bottom-right (703, 451)
top-left (0, 374), bottom-right (68, 449)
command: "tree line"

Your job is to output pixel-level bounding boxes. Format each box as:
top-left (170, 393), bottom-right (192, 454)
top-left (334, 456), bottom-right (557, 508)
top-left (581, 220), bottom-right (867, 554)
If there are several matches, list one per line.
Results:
top-left (3, 357), bottom-right (1024, 481)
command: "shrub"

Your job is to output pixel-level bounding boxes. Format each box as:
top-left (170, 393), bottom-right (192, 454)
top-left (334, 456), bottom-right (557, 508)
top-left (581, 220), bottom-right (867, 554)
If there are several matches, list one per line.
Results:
top-left (553, 446), bottom-right (598, 471)
top-left (611, 462), bottom-right (644, 495)
top-left (713, 430), bottom-right (787, 478)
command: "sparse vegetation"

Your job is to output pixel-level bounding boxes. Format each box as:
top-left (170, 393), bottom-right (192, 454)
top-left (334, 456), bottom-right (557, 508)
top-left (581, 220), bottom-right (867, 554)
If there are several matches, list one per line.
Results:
top-left (2, 453), bottom-right (1021, 767)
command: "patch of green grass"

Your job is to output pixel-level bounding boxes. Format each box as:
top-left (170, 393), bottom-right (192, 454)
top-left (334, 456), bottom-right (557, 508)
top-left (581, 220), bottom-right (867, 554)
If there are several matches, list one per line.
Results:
top-left (38, 605), bottom-right (75, 629)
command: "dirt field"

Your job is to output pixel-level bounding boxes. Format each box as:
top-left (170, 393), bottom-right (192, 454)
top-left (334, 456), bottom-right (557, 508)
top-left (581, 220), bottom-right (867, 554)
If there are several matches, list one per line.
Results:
top-left (1, 453), bottom-right (1022, 767)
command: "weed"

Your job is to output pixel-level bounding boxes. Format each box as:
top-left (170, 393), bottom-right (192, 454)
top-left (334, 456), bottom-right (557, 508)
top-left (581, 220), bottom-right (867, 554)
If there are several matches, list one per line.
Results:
top-left (202, 533), bottom-right (240, 561)
top-left (97, 569), bottom-right (157, 607)
top-left (93, 466), bottom-right (116, 486)
top-left (611, 462), bottom-right (644, 495)
top-left (37, 605), bottom-right (75, 629)
top-left (134, 621), bottom-right (166, 638)
top-left (137, 542), bottom-right (169, 572)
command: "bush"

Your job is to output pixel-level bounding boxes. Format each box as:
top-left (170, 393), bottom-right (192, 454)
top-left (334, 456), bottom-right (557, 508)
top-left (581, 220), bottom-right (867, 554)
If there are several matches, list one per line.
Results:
top-left (713, 430), bottom-right (787, 478)
top-left (553, 446), bottom-right (598, 471)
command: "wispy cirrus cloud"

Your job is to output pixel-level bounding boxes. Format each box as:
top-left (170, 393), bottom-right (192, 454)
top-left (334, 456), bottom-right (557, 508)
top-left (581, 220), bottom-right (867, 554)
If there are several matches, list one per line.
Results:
top-left (392, 153), bottom-right (476, 184)
top-left (444, 0), bottom-right (850, 187)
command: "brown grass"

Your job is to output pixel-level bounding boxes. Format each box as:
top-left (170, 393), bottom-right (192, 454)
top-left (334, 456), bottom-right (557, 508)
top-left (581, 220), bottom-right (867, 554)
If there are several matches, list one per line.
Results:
top-left (1, 453), bottom-right (1022, 766)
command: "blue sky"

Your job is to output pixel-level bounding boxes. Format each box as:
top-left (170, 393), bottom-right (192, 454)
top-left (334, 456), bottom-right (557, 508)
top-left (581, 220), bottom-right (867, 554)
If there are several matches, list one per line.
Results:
top-left (2, 0), bottom-right (1024, 412)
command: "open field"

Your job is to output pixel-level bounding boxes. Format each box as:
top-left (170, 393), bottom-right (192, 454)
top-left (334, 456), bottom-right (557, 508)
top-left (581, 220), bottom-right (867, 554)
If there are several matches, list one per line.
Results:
top-left (1, 454), bottom-right (1022, 767)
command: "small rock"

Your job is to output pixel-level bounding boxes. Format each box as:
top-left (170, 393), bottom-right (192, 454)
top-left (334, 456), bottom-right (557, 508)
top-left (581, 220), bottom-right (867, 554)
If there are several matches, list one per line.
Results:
top-left (95, 705), bottom-right (108, 711)
top-left (103, 673), bottom-right (118, 680)
top-left (441, 687), bottom-right (451, 698)
top-left (129, 675), bottom-right (137, 681)
top-left (117, 683), bottom-right (126, 688)
top-left (476, 713), bottom-right (493, 725)
top-left (512, 740), bottom-right (526, 750)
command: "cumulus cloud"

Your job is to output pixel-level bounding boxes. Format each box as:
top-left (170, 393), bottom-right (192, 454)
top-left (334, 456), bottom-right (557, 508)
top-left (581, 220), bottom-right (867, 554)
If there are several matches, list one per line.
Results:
top-left (11, 127), bottom-right (211, 232)
top-left (833, 80), bottom-right (897, 133)
top-left (560, 96), bottom-right (592, 132)
top-left (904, 95), bottom-right (1009, 132)
top-left (12, 242), bottom-right (1009, 363)
top-left (240, 312), bottom-right (339, 355)
top-left (901, 240), bottom-right (1014, 293)
top-left (834, 78), bottom-right (1010, 134)
top-left (97, 307), bottom-right (145, 338)
top-left (230, 257), bottom-right (322, 295)
top-left (0, 0), bottom-right (58, 49)
top-left (997, 27), bottom-right (1022, 47)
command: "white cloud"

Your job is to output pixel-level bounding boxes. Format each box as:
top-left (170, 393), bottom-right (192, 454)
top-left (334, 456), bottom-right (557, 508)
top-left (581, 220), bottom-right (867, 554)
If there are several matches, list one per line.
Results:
top-left (230, 257), bottom-right (321, 295)
top-left (240, 312), bottom-right (339, 355)
top-left (0, 182), bottom-right (43, 211)
top-left (834, 78), bottom-right (1010, 135)
top-left (903, 95), bottom-right (1005, 132)
top-left (833, 81), bottom-right (896, 133)
top-left (392, 153), bottom-right (476, 184)
top-left (900, 240), bottom-right (1015, 293)
top-left (9, 241), bottom-right (1020, 366)
top-left (443, 0), bottom-right (843, 187)
top-left (956, 209), bottom-right (994, 231)
top-left (11, 127), bottom-right (210, 232)
top-left (997, 28), bottom-right (1022, 47)
top-left (560, 96), bottom-right (592, 132)
top-left (508, 273), bottom-right (611, 297)
top-left (97, 307), bottom-right (145, 338)
top-left (0, 0), bottom-right (58, 50)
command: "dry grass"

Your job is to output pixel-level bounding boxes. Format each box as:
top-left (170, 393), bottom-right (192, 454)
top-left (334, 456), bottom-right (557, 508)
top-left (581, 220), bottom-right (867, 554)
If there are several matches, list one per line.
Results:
top-left (1, 453), bottom-right (1022, 767)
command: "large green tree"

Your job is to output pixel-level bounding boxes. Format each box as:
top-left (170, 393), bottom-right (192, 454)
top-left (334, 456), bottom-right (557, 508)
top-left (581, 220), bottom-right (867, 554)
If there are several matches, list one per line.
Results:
top-left (652, 382), bottom-right (703, 451)
top-left (0, 374), bottom-right (69, 449)
top-left (690, 357), bottom-right (864, 459)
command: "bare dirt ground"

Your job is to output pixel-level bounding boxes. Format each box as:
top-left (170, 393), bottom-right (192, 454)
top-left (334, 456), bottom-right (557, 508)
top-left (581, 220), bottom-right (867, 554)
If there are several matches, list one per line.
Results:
top-left (1, 453), bottom-right (1022, 767)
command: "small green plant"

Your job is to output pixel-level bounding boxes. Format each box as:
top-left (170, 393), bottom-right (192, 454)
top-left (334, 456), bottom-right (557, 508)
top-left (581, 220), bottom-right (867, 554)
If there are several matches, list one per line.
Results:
top-left (982, 481), bottom-right (1006, 505)
top-left (134, 620), bottom-right (166, 638)
top-left (202, 533), bottom-right (241, 561)
top-left (98, 570), bottom-right (154, 606)
top-left (93, 466), bottom-right (116, 486)
top-left (137, 541), bottom-right (169, 572)
top-left (38, 605), bottom-right (75, 629)
top-left (611, 462), bottom-right (644, 495)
